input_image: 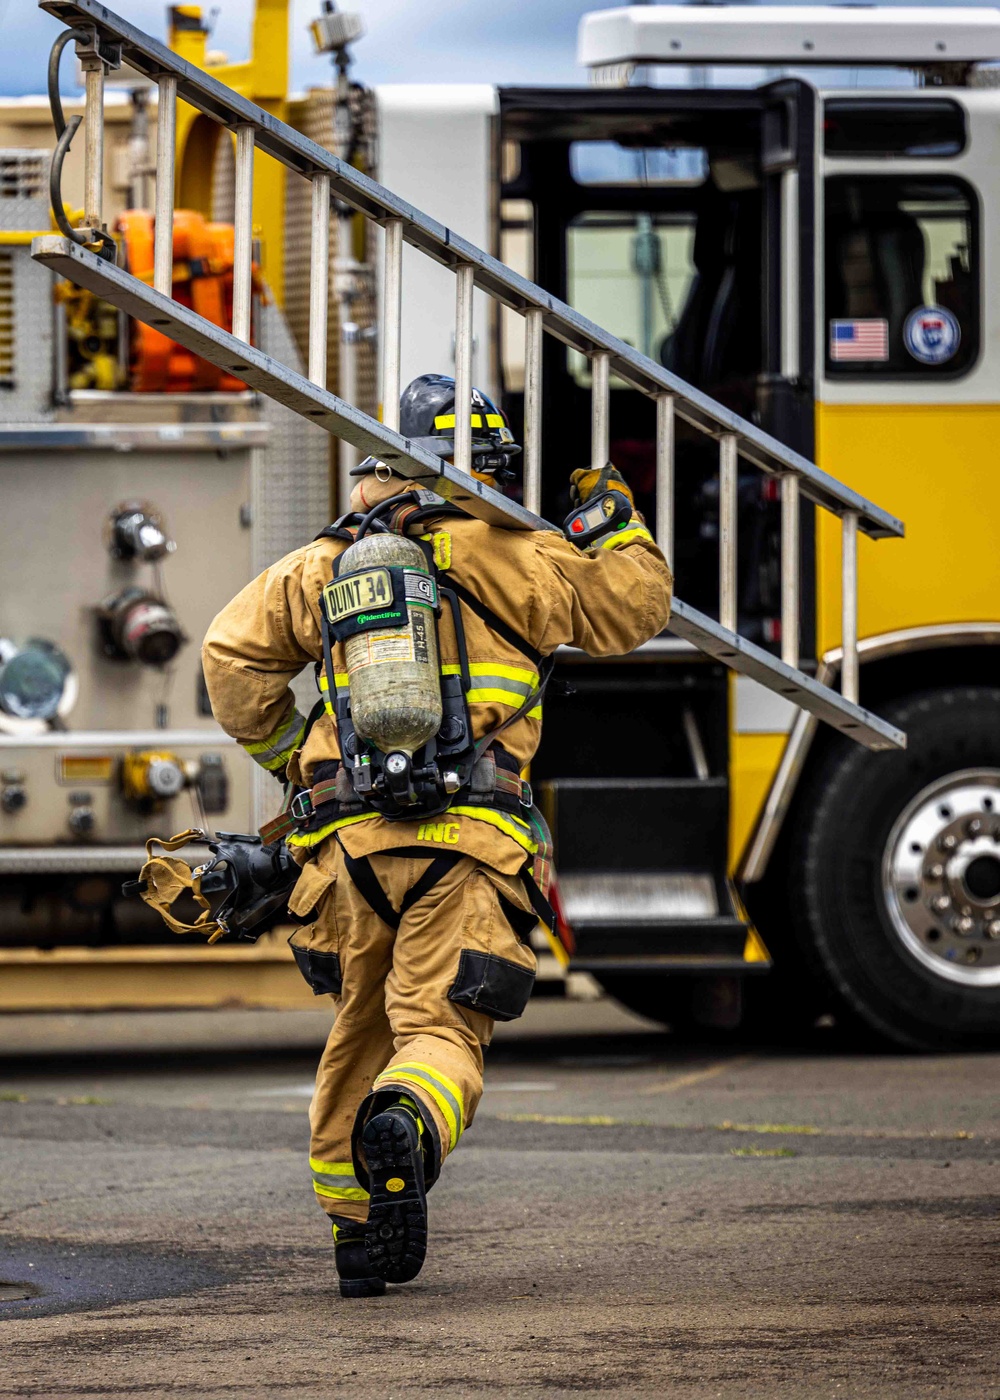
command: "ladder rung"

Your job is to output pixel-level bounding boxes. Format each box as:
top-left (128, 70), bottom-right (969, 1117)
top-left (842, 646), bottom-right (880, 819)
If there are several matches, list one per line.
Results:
top-left (31, 235), bottom-right (554, 534)
top-left (667, 599), bottom-right (904, 752)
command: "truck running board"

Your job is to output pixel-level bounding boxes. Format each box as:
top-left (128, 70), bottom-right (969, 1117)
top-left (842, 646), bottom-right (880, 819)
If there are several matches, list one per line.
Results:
top-left (35, 0), bottom-right (906, 753)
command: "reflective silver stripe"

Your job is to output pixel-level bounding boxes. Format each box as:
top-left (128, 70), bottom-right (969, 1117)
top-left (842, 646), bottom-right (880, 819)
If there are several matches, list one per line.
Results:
top-left (375, 1064), bottom-right (464, 1141)
top-left (243, 708), bottom-right (307, 769)
top-left (311, 1164), bottom-right (368, 1199)
top-left (311, 1168), bottom-right (365, 1190)
top-left (466, 673), bottom-right (536, 699)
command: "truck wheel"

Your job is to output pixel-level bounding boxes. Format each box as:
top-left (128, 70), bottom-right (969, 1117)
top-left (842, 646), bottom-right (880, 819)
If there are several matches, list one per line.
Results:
top-left (789, 686), bottom-right (1000, 1049)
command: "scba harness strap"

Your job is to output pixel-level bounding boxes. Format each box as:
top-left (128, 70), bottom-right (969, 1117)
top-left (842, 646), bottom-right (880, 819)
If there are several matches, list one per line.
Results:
top-left (336, 837), bottom-right (556, 943)
top-left (336, 837), bottom-right (462, 932)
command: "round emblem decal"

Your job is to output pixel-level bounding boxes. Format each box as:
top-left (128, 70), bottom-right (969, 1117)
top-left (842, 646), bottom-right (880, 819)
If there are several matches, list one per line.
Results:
top-left (904, 306), bottom-right (961, 365)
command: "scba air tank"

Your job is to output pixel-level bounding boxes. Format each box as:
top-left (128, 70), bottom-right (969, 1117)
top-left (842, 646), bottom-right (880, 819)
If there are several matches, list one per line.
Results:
top-left (338, 533), bottom-right (442, 754)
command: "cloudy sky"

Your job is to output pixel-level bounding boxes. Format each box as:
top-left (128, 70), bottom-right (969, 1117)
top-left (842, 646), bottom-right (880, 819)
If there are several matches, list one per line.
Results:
top-left (0, 0), bottom-right (606, 96)
top-left (2, 0), bottom-right (986, 99)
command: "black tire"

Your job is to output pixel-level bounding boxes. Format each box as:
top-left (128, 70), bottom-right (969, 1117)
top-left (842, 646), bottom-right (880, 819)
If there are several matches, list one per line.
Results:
top-left (785, 686), bottom-right (1000, 1050)
top-left (592, 974), bottom-right (677, 1028)
top-left (595, 974), bottom-right (741, 1035)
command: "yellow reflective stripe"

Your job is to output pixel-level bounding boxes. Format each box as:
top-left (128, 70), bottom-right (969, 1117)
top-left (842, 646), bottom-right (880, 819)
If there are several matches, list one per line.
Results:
top-left (527, 704), bottom-right (543, 721)
top-left (309, 1156), bottom-right (355, 1176)
top-left (598, 525), bottom-right (654, 550)
top-left (242, 711), bottom-right (307, 771)
top-left (433, 413), bottom-right (504, 431)
top-left (309, 1156), bottom-right (368, 1199)
top-left (286, 811), bottom-right (380, 849)
top-left (465, 687), bottom-right (533, 706)
top-left (313, 1181), bottom-right (370, 1201)
top-left (447, 806), bottom-right (538, 853)
top-left (244, 709), bottom-right (305, 756)
top-left (255, 746), bottom-right (295, 772)
top-left (441, 662), bottom-right (538, 685)
top-left (382, 1072), bottom-right (459, 1151)
top-left (376, 1061), bottom-right (464, 1149)
top-left (319, 671), bottom-right (348, 716)
top-left (421, 530), bottom-right (452, 571)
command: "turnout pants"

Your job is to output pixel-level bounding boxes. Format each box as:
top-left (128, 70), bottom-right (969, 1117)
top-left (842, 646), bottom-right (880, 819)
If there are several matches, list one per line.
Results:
top-left (287, 838), bottom-right (539, 1223)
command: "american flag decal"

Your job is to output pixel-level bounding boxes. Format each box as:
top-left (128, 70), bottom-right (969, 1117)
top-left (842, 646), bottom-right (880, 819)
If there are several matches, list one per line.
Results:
top-left (830, 319), bottom-right (889, 362)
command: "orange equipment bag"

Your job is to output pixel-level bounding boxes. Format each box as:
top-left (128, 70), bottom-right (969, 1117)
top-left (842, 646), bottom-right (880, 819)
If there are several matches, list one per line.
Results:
top-left (114, 208), bottom-right (257, 392)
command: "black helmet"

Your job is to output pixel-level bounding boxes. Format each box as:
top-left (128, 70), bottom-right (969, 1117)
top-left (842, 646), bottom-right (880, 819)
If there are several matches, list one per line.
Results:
top-left (398, 373), bottom-right (521, 483)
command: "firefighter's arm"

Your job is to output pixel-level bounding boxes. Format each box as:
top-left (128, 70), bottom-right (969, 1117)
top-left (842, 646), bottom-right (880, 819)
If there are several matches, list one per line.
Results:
top-left (201, 546), bottom-right (323, 780)
top-left (531, 473), bottom-right (673, 657)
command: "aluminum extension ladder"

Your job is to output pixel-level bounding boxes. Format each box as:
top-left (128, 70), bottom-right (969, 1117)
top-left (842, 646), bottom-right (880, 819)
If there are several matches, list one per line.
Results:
top-left (33, 0), bottom-right (905, 752)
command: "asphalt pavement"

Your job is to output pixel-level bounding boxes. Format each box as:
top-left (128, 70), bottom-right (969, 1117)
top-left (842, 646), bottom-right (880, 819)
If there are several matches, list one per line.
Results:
top-left (1, 998), bottom-right (998, 1399)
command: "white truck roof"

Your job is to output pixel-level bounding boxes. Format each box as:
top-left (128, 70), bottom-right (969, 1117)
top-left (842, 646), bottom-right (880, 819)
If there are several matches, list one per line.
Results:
top-left (579, 5), bottom-right (1000, 69)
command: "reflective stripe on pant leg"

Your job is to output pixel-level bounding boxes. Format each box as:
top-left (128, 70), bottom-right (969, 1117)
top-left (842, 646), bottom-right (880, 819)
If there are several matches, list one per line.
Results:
top-left (309, 1156), bottom-right (370, 1203)
top-left (373, 1061), bottom-right (465, 1152)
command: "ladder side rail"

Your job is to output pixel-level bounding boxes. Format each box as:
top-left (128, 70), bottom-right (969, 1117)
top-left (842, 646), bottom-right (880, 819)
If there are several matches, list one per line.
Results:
top-left (668, 599), bottom-right (905, 752)
top-left (39, 0), bottom-right (902, 540)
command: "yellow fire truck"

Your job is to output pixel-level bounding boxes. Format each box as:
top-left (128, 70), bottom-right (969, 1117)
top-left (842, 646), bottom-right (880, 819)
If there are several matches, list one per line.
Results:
top-left (5, 1), bottom-right (1000, 1050)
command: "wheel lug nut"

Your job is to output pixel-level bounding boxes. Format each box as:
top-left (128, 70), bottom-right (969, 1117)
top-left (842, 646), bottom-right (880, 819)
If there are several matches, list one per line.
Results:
top-left (987, 920), bottom-right (1000, 940)
top-left (927, 864), bottom-right (944, 880)
top-left (968, 818), bottom-right (983, 836)
top-left (932, 895), bottom-right (951, 913)
top-left (940, 834), bottom-right (958, 851)
top-left (954, 915), bottom-right (975, 935)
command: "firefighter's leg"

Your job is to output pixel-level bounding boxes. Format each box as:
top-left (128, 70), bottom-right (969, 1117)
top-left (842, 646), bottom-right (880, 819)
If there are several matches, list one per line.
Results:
top-left (293, 841), bottom-right (396, 1229)
top-left (354, 854), bottom-right (537, 1280)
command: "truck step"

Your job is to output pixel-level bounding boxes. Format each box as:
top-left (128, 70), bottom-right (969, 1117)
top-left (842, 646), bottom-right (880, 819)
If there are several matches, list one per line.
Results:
top-left (539, 777), bottom-right (728, 872)
top-left (556, 869), bottom-right (768, 972)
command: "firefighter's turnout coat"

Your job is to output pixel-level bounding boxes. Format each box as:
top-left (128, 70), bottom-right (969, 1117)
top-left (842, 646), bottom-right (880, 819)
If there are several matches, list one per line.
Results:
top-left (202, 474), bottom-right (672, 1220)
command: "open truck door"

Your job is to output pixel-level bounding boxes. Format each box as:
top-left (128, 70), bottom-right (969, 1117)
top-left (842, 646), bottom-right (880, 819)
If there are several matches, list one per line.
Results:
top-left (496, 77), bottom-right (826, 1026)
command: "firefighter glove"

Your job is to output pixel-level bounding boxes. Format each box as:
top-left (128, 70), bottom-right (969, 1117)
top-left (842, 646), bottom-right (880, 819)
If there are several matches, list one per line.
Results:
top-left (569, 462), bottom-right (634, 509)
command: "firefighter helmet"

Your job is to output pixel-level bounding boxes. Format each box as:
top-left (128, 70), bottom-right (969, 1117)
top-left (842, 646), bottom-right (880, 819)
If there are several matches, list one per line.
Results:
top-left (352, 373), bottom-right (521, 483)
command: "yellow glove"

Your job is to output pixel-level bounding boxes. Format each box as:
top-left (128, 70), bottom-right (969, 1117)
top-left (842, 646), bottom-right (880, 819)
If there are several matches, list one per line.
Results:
top-left (569, 462), bottom-right (634, 510)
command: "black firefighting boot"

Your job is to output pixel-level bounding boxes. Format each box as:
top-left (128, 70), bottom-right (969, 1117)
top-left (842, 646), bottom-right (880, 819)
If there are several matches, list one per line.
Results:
top-left (362, 1096), bottom-right (428, 1284)
top-left (332, 1218), bottom-right (386, 1299)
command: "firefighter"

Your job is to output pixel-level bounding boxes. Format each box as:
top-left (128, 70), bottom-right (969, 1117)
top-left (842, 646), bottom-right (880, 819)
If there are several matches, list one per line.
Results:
top-left (201, 374), bottom-right (672, 1297)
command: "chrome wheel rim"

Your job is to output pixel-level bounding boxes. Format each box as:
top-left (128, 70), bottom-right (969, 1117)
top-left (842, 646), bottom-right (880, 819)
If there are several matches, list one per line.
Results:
top-left (882, 769), bottom-right (1000, 988)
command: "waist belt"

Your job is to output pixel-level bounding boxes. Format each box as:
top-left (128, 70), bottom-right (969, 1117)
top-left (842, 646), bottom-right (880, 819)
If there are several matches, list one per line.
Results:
top-left (259, 744), bottom-right (531, 847)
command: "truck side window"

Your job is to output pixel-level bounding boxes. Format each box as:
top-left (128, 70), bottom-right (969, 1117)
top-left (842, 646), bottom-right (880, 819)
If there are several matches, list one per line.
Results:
top-left (565, 210), bottom-right (698, 386)
top-left (824, 175), bottom-right (978, 378)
